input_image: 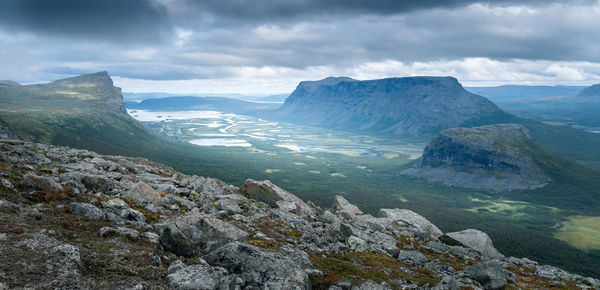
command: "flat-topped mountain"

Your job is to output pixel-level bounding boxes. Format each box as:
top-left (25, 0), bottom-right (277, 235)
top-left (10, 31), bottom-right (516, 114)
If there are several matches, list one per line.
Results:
top-left (276, 76), bottom-right (515, 136)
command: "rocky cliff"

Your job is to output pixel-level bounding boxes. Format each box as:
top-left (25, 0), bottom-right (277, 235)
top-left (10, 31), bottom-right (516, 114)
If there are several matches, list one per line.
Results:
top-left (402, 124), bottom-right (552, 191)
top-left (1, 124), bottom-right (598, 289)
top-left (276, 76), bottom-right (515, 136)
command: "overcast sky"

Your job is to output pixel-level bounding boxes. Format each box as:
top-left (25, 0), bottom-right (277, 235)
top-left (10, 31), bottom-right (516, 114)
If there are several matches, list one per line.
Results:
top-left (1, 0), bottom-right (600, 95)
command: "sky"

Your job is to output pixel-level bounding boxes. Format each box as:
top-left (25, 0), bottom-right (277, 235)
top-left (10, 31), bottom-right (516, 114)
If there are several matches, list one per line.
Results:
top-left (1, 0), bottom-right (600, 95)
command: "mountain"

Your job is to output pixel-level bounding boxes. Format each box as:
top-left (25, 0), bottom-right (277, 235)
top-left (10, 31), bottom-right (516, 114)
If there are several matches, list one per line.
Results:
top-left (126, 96), bottom-right (280, 116)
top-left (576, 84), bottom-right (600, 102)
top-left (490, 83), bottom-right (600, 131)
top-left (466, 85), bottom-right (585, 101)
top-left (1, 133), bottom-right (599, 288)
top-left (402, 124), bottom-right (552, 191)
top-left (277, 76), bottom-right (600, 170)
top-left (277, 76), bottom-right (515, 136)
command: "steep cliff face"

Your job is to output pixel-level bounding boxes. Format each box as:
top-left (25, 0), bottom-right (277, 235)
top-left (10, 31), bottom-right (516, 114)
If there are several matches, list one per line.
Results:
top-left (276, 76), bottom-right (515, 136)
top-left (402, 124), bottom-right (552, 191)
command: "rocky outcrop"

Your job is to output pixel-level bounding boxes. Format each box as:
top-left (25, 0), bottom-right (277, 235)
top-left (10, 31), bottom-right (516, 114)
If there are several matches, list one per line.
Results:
top-left (402, 124), bottom-right (552, 191)
top-left (240, 179), bottom-right (315, 216)
top-left (0, 137), bottom-right (598, 289)
top-left (276, 76), bottom-right (515, 136)
top-left (443, 229), bottom-right (502, 259)
top-left (332, 195), bottom-right (363, 216)
top-left (159, 214), bottom-right (249, 257)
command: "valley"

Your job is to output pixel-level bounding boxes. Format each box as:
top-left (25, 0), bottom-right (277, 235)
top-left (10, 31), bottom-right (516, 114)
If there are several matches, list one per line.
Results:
top-left (127, 105), bottom-right (600, 278)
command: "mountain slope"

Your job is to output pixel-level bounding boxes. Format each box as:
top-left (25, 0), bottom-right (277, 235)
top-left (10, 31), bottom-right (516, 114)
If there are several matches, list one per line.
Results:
top-left (276, 76), bottom-right (515, 136)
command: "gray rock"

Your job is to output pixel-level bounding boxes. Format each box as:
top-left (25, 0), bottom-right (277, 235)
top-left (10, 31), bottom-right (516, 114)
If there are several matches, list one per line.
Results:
top-left (332, 195), bottom-right (363, 216)
top-left (463, 260), bottom-right (514, 290)
top-left (352, 280), bottom-right (392, 290)
top-left (445, 229), bottom-right (502, 258)
top-left (21, 173), bottom-right (63, 192)
top-left (160, 214), bottom-right (249, 257)
top-left (68, 202), bottom-right (104, 221)
top-left (321, 210), bottom-right (340, 224)
top-left (432, 276), bottom-right (461, 290)
top-left (81, 174), bottom-right (111, 192)
top-left (204, 242), bottom-right (310, 289)
top-left (240, 179), bottom-right (315, 216)
top-left (142, 231), bottom-right (160, 244)
top-left (99, 226), bottom-right (140, 240)
top-left (378, 208), bottom-right (443, 238)
top-left (101, 198), bottom-right (129, 209)
top-left (167, 264), bottom-right (228, 290)
top-left (123, 182), bottom-right (161, 206)
top-left (397, 250), bottom-right (428, 266)
top-left (216, 198), bottom-right (243, 214)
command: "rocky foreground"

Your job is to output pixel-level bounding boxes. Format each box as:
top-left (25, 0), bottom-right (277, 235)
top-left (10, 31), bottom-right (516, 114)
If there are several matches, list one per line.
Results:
top-left (1, 135), bottom-right (599, 289)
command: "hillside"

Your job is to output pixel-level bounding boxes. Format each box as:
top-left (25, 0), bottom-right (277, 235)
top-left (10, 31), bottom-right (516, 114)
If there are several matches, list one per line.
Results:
top-left (1, 131), bottom-right (599, 288)
top-left (276, 76), bottom-right (515, 136)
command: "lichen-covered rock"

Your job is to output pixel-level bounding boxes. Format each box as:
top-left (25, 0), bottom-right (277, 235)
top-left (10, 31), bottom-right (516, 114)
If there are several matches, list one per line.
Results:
top-left (463, 260), bottom-right (514, 290)
top-left (99, 226), bottom-right (140, 240)
top-left (159, 214), bottom-right (249, 257)
top-left (167, 263), bottom-right (229, 290)
top-left (332, 195), bottom-right (363, 216)
top-left (378, 208), bottom-right (443, 238)
top-left (68, 202), bottom-right (104, 221)
top-left (204, 242), bottom-right (310, 289)
top-left (398, 250), bottom-right (428, 266)
top-left (240, 179), bottom-right (315, 216)
top-left (444, 229), bottom-right (502, 259)
top-left (21, 173), bottom-right (63, 192)
top-left (123, 182), bottom-right (161, 205)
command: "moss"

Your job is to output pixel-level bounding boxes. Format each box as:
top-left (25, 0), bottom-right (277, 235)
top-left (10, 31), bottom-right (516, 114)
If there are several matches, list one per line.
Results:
top-left (310, 251), bottom-right (440, 289)
top-left (248, 239), bottom-right (286, 253)
top-left (115, 196), bottom-right (161, 223)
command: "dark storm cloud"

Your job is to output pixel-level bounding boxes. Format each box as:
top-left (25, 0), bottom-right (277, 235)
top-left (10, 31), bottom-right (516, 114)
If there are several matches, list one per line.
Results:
top-left (186, 0), bottom-right (591, 20)
top-left (0, 0), bottom-right (168, 42)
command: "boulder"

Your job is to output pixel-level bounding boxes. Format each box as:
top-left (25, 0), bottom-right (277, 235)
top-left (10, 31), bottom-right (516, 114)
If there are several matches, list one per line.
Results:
top-left (167, 264), bottom-right (229, 290)
top-left (378, 208), bottom-right (442, 238)
top-left (123, 182), bottom-right (161, 206)
top-left (204, 242), bottom-right (310, 289)
top-left (80, 174), bottom-right (110, 192)
top-left (444, 229), bottom-right (502, 258)
top-left (397, 250), bottom-right (428, 266)
top-left (240, 179), bottom-right (315, 216)
top-left (332, 195), bottom-right (363, 216)
top-left (463, 260), bottom-right (513, 290)
top-left (216, 199), bottom-right (243, 214)
top-left (21, 173), bottom-right (63, 192)
top-left (99, 226), bottom-right (140, 240)
top-left (159, 214), bottom-right (249, 257)
top-left (68, 202), bottom-right (104, 221)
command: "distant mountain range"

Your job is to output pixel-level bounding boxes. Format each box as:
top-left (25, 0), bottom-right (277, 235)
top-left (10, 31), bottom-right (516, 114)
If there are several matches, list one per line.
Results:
top-left (465, 85), bottom-right (586, 101)
top-left (126, 96), bottom-right (280, 116)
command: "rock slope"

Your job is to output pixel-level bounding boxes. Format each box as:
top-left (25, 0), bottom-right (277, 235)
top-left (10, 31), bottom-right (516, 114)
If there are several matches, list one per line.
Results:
top-left (402, 124), bottom-right (552, 191)
top-left (1, 132), bottom-right (598, 288)
top-left (276, 76), bottom-right (515, 136)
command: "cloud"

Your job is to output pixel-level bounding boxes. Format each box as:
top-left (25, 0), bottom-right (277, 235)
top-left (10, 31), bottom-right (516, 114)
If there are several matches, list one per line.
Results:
top-left (1, 0), bottom-right (600, 93)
